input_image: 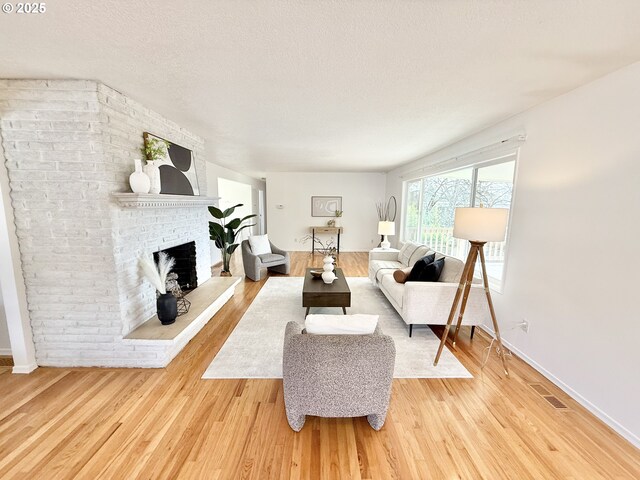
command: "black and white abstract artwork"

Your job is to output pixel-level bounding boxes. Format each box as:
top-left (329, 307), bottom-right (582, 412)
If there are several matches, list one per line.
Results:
top-left (144, 132), bottom-right (199, 195)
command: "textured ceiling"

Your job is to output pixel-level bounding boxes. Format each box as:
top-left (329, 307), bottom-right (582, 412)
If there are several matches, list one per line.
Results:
top-left (2, 1), bottom-right (640, 177)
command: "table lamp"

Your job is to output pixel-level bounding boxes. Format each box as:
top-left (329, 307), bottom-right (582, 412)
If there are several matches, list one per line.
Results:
top-left (433, 206), bottom-right (511, 376)
top-left (378, 221), bottom-right (395, 249)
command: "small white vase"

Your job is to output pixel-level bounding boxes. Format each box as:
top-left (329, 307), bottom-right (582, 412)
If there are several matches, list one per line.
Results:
top-left (323, 255), bottom-right (334, 273)
top-left (143, 160), bottom-right (161, 194)
top-left (129, 159), bottom-right (151, 194)
top-left (322, 270), bottom-right (336, 284)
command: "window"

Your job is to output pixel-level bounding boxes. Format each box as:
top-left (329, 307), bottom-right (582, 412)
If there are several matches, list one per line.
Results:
top-left (403, 157), bottom-right (516, 289)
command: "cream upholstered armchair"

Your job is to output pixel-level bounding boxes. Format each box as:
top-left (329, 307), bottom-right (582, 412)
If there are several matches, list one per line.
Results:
top-left (241, 238), bottom-right (290, 281)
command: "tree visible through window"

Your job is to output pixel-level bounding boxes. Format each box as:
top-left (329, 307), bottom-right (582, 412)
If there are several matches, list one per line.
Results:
top-left (403, 158), bottom-right (516, 288)
top-left (473, 161), bottom-right (515, 283)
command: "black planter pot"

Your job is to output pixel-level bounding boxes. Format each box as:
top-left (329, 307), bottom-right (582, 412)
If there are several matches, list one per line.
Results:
top-left (157, 292), bottom-right (178, 325)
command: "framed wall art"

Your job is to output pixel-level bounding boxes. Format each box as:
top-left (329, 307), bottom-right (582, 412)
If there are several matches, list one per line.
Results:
top-left (143, 132), bottom-right (199, 195)
top-left (311, 196), bottom-right (342, 217)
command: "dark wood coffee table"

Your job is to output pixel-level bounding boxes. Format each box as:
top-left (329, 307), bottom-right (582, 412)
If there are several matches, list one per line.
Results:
top-left (302, 267), bottom-right (351, 316)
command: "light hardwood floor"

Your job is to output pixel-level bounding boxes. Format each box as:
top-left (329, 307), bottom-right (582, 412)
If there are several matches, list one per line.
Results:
top-left (1, 252), bottom-right (638, 479)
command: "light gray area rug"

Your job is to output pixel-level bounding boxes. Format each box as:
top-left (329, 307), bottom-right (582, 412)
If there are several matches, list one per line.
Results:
top-left (202, 277), bottom-right (472, 379)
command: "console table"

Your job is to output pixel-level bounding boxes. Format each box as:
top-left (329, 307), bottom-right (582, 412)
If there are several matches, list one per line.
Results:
top-left (310, 226), bottom-right (343, 254)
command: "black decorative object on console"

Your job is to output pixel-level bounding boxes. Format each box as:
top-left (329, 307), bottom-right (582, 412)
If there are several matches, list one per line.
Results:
top-left (165, 272), bottom-right (191, 316)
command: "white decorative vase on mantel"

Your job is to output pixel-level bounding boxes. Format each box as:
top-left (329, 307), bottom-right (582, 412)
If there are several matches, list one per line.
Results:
top-left (143, 160), bottom-right (161, 194)
top-left (129, 159), bottom-right (151, 194)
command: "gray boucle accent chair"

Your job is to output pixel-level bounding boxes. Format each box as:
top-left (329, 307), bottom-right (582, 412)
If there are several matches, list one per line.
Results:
top-left (282, 321), bottom-right (396, 431)
top-left (241, 239), bottom-right (290, 281)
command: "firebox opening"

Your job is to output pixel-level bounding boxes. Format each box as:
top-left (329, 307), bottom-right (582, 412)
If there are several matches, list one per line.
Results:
top-left (154, 241), bottom-right (198, 293)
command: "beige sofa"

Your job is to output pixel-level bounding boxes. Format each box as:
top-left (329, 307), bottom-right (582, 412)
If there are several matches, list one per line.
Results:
top-left (369, 242), bottom-right (489, 337)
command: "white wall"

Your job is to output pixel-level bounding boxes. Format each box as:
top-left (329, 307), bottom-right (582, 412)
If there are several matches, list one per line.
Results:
top-left (206, 163), bottom-right (266, 198)
top-left (267, 172), bottom-right (386, 252)
top-left (218, 178), bottom-right (254, 241)
top-left (0, 289), bottom-right (10, 355)
top-left (205, 163), bottom-right (267, 265)
top-left (386, 62), bottom-right (640, 447)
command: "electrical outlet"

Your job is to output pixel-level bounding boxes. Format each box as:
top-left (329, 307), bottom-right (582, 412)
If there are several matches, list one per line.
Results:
top-left (520, 319), bottom-right (529, 333)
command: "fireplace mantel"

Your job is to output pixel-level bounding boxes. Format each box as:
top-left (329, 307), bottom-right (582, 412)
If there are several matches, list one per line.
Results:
top-left (111, 193), bottom-right (220, 209)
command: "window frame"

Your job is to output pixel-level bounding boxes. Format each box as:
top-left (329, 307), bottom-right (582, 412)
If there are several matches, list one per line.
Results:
top-left (401, 151), bottom-right (519, 292)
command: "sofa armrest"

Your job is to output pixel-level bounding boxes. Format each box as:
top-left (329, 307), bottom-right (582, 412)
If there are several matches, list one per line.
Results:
top-left (241, 239), bottom-right (258, 266)
top-left (369, 250), bottom-right (400, 262)
top-left (284, 321), bottom-right (303, 345)
top-left (270, 242), bottom-right (289, 258)
top-left (403, 281), bottom-right (465, 295)
top-left (401, 281), bottom-right (489, 326)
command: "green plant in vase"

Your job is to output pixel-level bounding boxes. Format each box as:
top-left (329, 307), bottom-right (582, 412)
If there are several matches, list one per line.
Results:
top-left (209, 204), bottom-right (256, 276)
top-left (140, 137), bottom-right (170, 194)
top-left (334, 209), bottom-right (343, 227)
top-left (141, 137), bottom-right (170, 161)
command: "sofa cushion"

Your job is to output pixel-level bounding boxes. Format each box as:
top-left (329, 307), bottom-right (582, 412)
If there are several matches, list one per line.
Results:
top-left (305, 314), bottom-right (378, 335)
top-left (413, 257), bottom-right (445, 282)
top-left (408, 246), bottom-right (432, 267)
top-left (392, 267), bottom-right (413, 284)
top-left (380, 274), bottom-right (404, 308)
top-left (407, 253), bottom-right (436, 282)
top-left (398, 242), bottom-right (421, 266)
top-left (438, 255), bottom-right (464, 283)
top-left (370, 259), bottom-right (404, 282)
top-left (258, 253), bottom-right (285, 264)
top-left (249, 234), bottom-right (271, 255)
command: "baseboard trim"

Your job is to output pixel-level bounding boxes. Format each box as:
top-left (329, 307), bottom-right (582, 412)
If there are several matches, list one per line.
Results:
top-left (479, 325), bottom-right (640, 449)
top-left (0, 348), bottom-right (11, 356)
top-left (12, 362), bottom-right (38, 374)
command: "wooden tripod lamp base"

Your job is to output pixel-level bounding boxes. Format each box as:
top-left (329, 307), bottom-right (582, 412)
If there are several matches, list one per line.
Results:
top-left (432, 207), bottom-right (510, 377)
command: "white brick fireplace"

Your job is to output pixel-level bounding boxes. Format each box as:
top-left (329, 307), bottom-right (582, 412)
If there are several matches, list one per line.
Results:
top-left (111, 195), bottom-right (213, 336)
top-left (0, 80), bottom-right (223, 367)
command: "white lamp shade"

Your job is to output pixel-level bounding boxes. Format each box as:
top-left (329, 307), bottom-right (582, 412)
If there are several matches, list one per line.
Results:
top-left (453, 207), bottom-right (508, 242)
top-left (378, 221), bottom-right (395, 236)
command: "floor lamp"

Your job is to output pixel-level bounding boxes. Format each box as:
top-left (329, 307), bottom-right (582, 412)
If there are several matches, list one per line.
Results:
top-left (433, 207), bottom-right (510, 377)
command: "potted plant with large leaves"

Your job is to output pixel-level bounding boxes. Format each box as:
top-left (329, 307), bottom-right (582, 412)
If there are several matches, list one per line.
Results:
top-left (209, 204), bottom-right (256, 276)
